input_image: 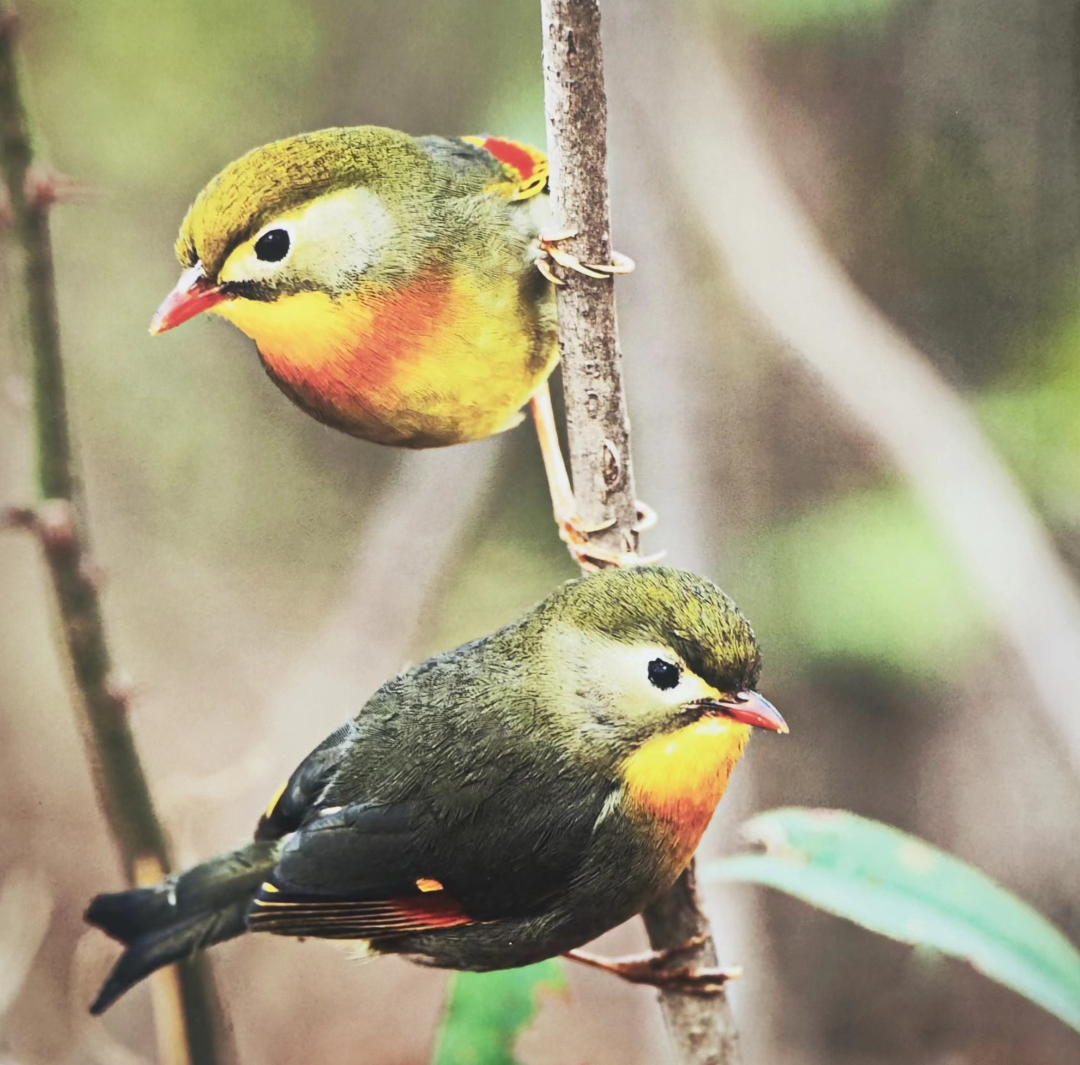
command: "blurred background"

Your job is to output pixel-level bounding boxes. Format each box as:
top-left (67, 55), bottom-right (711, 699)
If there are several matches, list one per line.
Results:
top-left (2, 0), bottom-right (1079, 1062)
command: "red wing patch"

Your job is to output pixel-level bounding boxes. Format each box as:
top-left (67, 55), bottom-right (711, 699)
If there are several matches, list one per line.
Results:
top-left (463, 135), bottom-right (549, 201)
top-left (248, 882), bottom-right (472, 940)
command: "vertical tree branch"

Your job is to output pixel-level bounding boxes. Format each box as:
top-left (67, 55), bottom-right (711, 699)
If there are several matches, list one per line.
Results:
top-left (540, 0), bottom-right (638, 560)
top-left (641, 867), bottom-right (742, 1065)
top-left (540, 3), bottom-right (742, 1063)
top-left (0, 10), bottom-right (226, 1065)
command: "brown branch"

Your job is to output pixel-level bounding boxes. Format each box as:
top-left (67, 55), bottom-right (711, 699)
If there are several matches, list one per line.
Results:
top-left (540, 3), bottom-right (741, 1063)
top-left (642, 867), bottom-right (742, 1065)
top-left (540, 0), bottom-right (638, 560)
top-left (0, 10), bottom-right (227, 1064)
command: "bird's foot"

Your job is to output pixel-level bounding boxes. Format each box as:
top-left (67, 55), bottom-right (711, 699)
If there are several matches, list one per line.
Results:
top-left (537, 229), bottom-right (635, 285)
top-left (565, 937), bottom-right (741, 994)
top-left (529, 385), bottom-right (658, 570)
top-left (558, 504), bottom-right (663, 572)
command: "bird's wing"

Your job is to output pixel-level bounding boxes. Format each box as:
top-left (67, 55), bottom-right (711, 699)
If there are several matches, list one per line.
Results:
top-left (247, 801), bottom-right (473, 939)
top-left (252, 678), bottom-right (614, 928)
top-left (254, 720), bottom-right (360, 841)
top-left (460, 135), bottom-right (549, 201)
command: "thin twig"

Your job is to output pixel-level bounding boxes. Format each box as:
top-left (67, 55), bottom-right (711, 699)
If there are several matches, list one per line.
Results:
top-left (540, 3), bottom-right (742, 1063)
top-left (0, 10), bottom-right (227, 1064)
top-left (625, 2), bottom-right (1080, 781)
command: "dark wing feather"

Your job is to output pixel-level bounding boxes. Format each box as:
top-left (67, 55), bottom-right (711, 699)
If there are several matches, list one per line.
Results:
top-left (247, 885), bottom-right (470, 939)
top-left (255, 721), bottom-right (360, 840)
top-left (419, 133), bottom-right (548, 202)
top-left (253, 663), bottom-right (617, 926)
top-left (248, 801), bottom-right (473, 939)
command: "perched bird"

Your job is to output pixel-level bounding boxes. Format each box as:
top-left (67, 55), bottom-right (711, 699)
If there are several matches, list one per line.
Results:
top-left (150, 126), bottom-right (632, 564)
top-left (86, 566), bottom-right (786, 1014)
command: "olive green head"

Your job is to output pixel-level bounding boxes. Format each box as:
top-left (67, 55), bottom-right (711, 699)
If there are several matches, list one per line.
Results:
top-left (521, 566), bottom-right (783, 752)
top-left (176, 126), bottom-right (435, 281)
top-left (544, 565), bottom-right (762, 693)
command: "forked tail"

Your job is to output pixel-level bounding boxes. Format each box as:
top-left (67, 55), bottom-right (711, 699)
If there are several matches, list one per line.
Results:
top-left (85, 839), bottom-right (282, 1014)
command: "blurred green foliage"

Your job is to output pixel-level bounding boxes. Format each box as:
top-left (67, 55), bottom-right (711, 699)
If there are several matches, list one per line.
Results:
top-left (886, 123), bottom-right (1028, 375)
top-left (713, 0), bottom-right (898, 37)
top-left (892, 124), bottom-right (1013, 295)
top-left (32, 0), bottom-right (320, 186)
top-left (732, 487), bottom-right (988, 678)
top-left (707, 808), bottom-right (1080, 1033)
top-left (432, 961), bottom-right (566, 1065)
top-left (978, 292), bottom-right (1080, 531)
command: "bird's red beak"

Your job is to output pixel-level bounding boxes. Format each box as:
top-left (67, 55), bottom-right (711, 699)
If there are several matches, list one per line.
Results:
top-left (711, 691), bottom-right (788, 733)
top-left (150, 263), bottom-right (227, 335)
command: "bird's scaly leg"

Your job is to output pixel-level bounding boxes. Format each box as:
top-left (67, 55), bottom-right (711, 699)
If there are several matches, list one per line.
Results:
top-left (536, 229), bottom-right (635, 285)
top-left (565, 936), bottom-right (741, 995)
top-left (531, 232), bottom-right (652, 567)
top-left (530, 384), bottom-right (657, 571)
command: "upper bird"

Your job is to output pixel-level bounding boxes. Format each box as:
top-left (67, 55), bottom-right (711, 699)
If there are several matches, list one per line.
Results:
top-left (153, 126), bottom-right (555, 448)
top-left (150, 125), bottom-right (634, 564)
top-left (85, 566), bottom-right (786, 1014)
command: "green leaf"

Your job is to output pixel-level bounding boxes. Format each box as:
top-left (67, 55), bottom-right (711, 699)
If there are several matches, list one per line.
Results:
top-left (704, 808), bottom-right (1080, 1033)
top-left (432, 961), bottom-right (566, 1065)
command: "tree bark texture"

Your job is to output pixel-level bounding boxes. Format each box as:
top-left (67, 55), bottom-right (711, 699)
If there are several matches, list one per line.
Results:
top-left (540, 0), bottom-right (638, 560)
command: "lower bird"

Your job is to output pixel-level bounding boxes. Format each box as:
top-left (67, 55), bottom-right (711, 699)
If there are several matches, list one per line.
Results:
top-left (85, 566), bottom-right (786, 1014)
top-left (149, 125), bottom-right (636, 567)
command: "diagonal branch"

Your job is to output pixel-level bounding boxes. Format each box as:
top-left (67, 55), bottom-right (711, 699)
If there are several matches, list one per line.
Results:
top-left (0, 9), bottom-right (228, 1065)
top-left (258, 443), bottom-right (503, 780)
top-left (540, 3), bottom-right (742, 1063)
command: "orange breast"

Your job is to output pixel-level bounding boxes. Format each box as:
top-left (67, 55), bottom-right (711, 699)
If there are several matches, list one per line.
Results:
top-left (621, 717), bottom-right (751, 876)
top-left (214, 268), bottom-right (556, 447)
top-left (246, 272), bottom-right (454, 395)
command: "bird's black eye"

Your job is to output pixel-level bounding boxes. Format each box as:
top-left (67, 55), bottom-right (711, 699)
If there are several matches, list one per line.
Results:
top-left (254, 228), bottom-right (290, 262)
top-left (648, 658), bottom-right (681, 690)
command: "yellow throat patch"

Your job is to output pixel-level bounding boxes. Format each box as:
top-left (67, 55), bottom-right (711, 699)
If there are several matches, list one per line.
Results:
top-left (211, 268), bottom-right (555, 446)
top-left (622, 716), bottom-right (751, 869)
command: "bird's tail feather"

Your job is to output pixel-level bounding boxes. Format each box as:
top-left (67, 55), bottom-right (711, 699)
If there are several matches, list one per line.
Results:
top-left (85, 839), bottom-right (282, 1014)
